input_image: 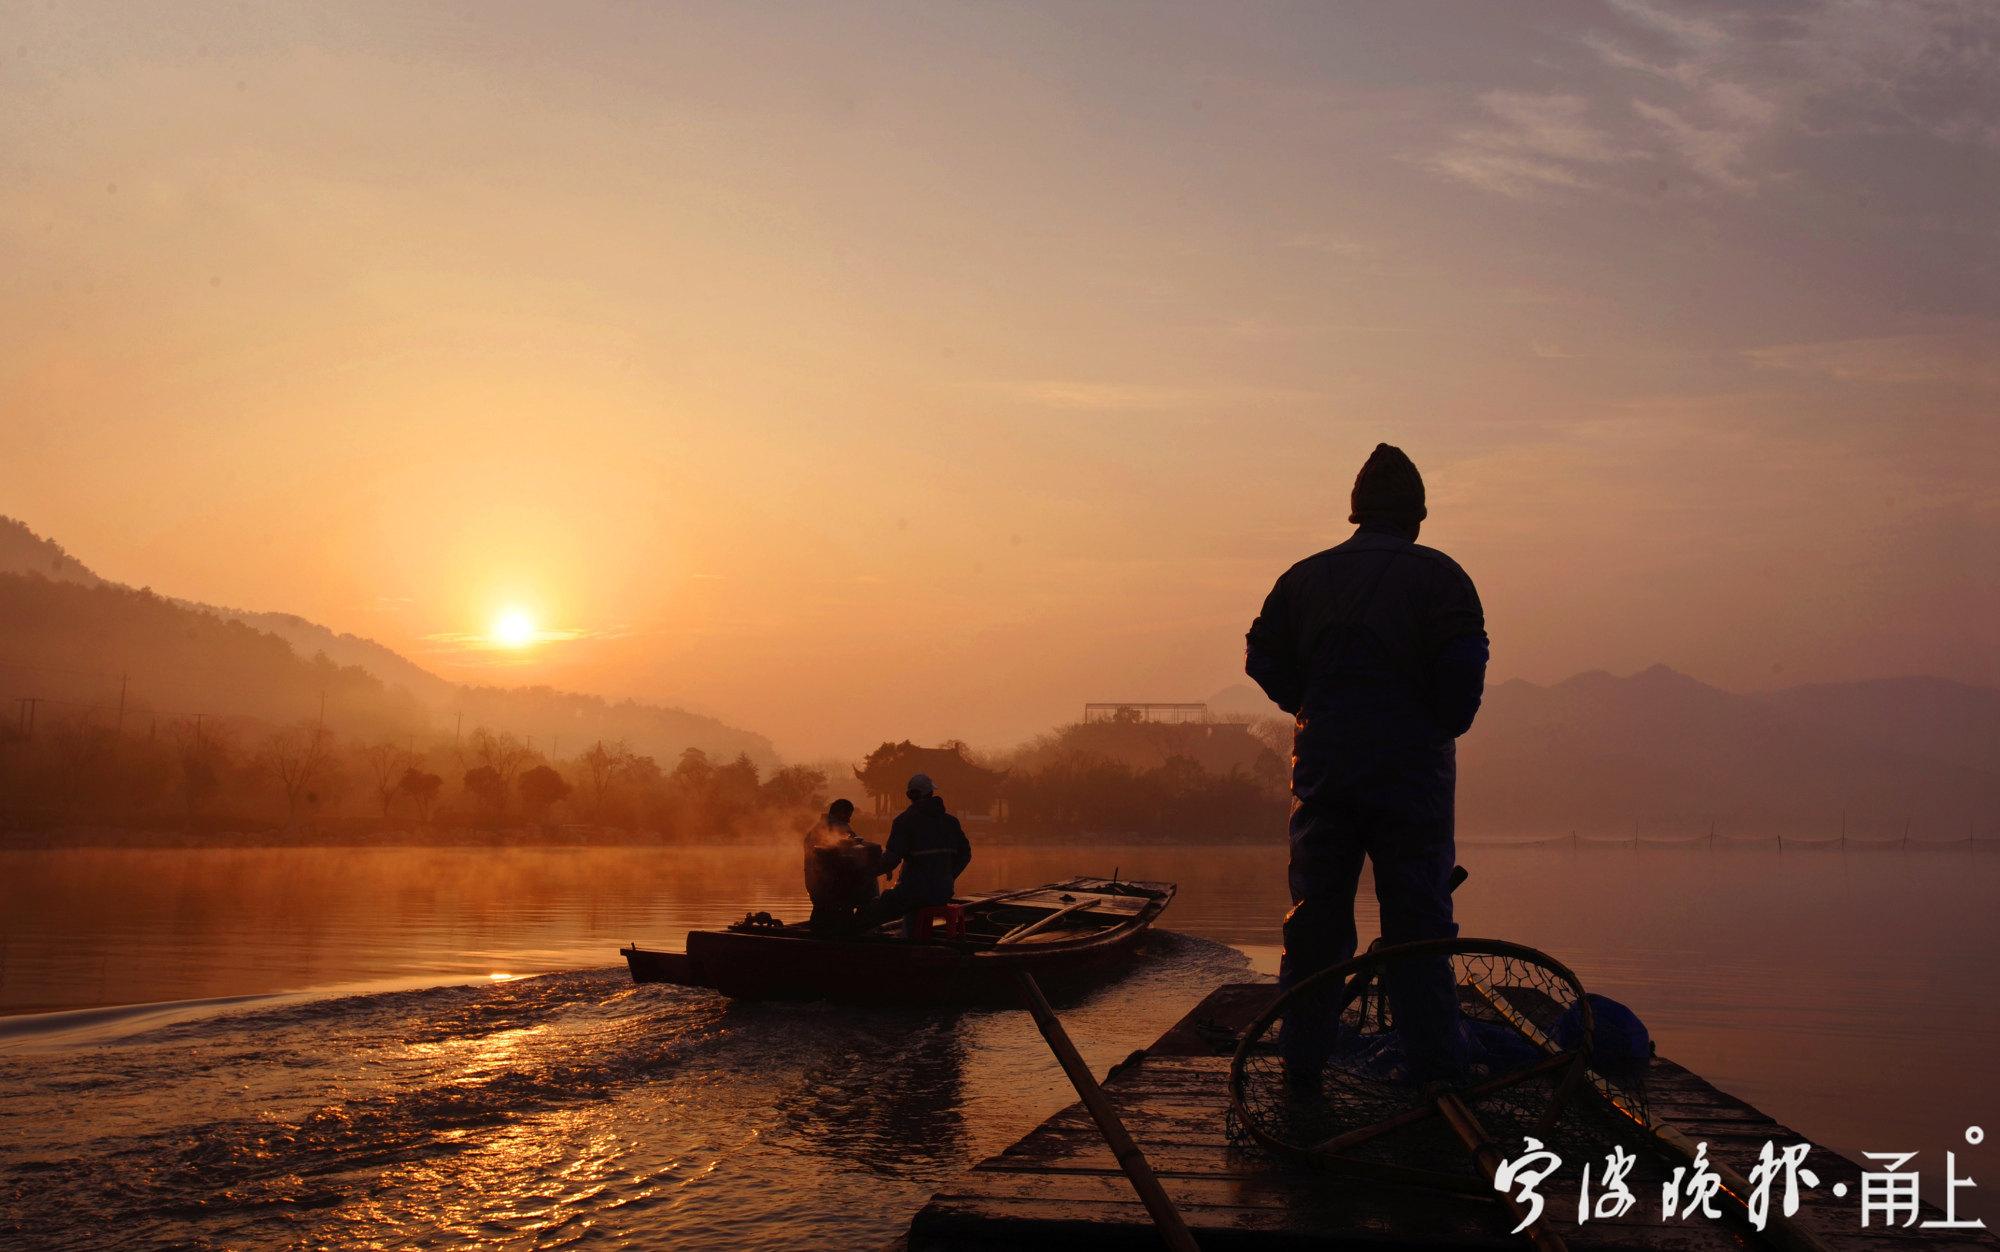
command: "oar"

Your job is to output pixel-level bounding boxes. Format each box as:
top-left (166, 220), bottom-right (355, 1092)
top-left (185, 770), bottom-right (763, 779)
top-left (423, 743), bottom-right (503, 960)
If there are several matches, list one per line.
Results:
top-left (1013, 970), bottom-right (1200, 1252)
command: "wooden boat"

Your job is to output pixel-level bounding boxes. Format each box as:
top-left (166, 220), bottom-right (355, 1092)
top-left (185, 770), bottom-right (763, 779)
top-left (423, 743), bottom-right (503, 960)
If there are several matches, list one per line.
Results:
top-left (621, 876), bottom-right (1175, 1005)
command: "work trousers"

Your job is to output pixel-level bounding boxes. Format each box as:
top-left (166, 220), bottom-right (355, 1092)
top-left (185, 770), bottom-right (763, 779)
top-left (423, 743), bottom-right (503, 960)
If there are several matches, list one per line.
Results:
top-left (1277, 790), bottom-right (1465, 1081)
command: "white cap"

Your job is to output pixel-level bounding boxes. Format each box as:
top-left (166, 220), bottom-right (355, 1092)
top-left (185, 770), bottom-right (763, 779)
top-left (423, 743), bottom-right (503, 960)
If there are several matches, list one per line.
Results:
top-left (907, 773), bottom-right (935, 797)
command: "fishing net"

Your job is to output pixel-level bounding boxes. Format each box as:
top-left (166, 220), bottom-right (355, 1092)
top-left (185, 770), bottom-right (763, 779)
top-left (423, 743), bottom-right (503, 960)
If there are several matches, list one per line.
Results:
top-left (1230, 938), bottom-right (1649, 1193)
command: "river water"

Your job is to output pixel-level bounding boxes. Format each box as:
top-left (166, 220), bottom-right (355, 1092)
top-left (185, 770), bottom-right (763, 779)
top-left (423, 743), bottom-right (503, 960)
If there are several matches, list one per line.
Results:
top-left (2, 842), bottom-right (1995, 1246)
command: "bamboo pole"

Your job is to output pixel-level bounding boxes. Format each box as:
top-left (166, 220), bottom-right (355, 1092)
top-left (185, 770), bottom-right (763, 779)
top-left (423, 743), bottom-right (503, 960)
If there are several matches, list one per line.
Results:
top-left (995, 898), bottom-right (1095, 944)
top-left (1013, 971), bottom-right (1199, 1251)
top-left (1436, 1090), bottom-right (1568, 1252)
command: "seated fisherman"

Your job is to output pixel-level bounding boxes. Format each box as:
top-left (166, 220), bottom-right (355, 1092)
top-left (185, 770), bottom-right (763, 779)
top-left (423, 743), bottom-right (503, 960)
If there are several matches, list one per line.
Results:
top-left (803, 798), bottom-right (881, 933)
top-left (873, 773), bottom-right (972, 936)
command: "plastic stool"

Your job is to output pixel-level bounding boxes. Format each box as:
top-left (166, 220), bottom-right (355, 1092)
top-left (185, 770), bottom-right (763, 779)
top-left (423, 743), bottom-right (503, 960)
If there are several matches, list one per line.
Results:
top-left (912, 903), bottom-right (966, 939)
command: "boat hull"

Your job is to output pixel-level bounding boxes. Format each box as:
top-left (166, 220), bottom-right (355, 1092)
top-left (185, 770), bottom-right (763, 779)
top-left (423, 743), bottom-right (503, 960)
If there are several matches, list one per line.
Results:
top-left (622, 878), bottom-right (1174, 1005)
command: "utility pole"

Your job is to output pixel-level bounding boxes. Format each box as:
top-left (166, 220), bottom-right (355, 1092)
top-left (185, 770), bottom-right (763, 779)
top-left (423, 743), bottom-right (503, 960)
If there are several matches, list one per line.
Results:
top-left (455, 711), bottom-right (463, 749)
top-left (18, 697), bottom-right (39, 740)
top-left (318, 689), bottom-right (326, 730)
top-left (116, 672), bottom-right (128, 736)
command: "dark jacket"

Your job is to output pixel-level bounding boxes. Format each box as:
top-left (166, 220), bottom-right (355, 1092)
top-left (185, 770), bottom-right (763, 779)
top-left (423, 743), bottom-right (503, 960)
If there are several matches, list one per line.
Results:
top-left (804, 819), bottom-right (881, 907)
top-left (1245, 525), bottom-right (1488, 810)
top-left (882, 795), bottom-right (972, 908)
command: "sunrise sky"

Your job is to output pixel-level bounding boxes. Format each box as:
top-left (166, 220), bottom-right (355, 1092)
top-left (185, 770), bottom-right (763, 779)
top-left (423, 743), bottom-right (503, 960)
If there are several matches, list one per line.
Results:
top-left (3, 1), bottom-right (1994, 758)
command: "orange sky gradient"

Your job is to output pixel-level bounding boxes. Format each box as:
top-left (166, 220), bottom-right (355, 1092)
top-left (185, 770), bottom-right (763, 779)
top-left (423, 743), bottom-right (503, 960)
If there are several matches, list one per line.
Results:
top-left (3, 2), bottom-right (1995, 759)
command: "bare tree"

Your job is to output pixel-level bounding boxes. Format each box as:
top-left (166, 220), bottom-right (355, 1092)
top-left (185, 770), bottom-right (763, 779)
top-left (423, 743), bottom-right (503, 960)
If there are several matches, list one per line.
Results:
top-left (260, 722), bottom-right (337, 829)
top-left (48, 715), bottom-right (114, 815)
top-left (578, 738), bottom-right (633, 822)
top-left (467, 728), bottom-right (532, 792)
top-left (360, 741), bottom-right (414, 818)
top-left (167, 718), bottom-right (230, 820)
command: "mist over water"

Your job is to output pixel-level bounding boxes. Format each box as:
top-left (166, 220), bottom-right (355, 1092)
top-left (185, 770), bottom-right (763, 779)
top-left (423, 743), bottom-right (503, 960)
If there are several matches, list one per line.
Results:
top-left (2, 843), bottom-right (1995, 1245)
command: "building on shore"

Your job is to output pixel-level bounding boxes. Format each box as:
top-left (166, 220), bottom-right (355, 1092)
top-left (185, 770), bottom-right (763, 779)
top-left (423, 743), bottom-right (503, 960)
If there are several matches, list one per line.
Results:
top-left (854, 740), bottom-right (1008, 818)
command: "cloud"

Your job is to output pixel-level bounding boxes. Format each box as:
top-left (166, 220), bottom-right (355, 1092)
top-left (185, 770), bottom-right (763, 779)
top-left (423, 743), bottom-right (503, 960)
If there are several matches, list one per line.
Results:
top-left (1424, 92), bottom-right (1628, 198)
top-left (1218, 316), bottom-right (1419, 340)
top-left (1480, 91), bottom-right (1630, 162)
top-left (999, 380), bottom-right (1322, 413)
top-left (1743, 325), bottom-right (2000, 390)
top-left (1424, 149), bottom-right (1601, 199)
top-left (1605, 0), bottom-right (1728, 54)
top-left (1425, 0), bottom-right (1999, 201)
top-left (1280, 233), bottom-right (1380, 259)
top-left (1630, 97), bottom-right (1761, 192)
top-left (1786, 0), bottom-right (2000, 150)
top-left (1595, 0), bottom-right (1997, 190)
top-left (421, 623), bottom-right (629, 663)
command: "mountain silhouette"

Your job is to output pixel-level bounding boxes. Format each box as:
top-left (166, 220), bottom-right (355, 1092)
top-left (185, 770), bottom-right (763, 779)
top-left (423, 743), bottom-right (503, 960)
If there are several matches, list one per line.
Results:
top-left (0, 516), bottom-right (776, 767)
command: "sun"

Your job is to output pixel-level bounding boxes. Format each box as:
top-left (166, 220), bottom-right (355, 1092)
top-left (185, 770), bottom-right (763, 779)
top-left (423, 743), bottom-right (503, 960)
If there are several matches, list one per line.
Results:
top-left (491, 608), bottom-right (537, 648)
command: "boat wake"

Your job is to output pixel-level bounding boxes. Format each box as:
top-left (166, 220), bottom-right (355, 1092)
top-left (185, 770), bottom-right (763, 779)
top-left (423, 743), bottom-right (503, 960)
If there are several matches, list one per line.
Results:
top-left (0, 931), bottom-right (1254, 1251)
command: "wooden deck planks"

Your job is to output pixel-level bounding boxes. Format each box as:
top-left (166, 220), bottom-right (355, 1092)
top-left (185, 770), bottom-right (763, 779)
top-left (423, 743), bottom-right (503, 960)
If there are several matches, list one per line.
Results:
top-left (907, 983), bottom-right (1998, 1251)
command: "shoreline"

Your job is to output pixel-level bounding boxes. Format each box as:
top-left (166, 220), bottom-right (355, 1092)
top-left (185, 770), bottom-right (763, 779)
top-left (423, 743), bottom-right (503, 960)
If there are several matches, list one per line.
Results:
top-left (3, 829), bottom-right (1990, 851)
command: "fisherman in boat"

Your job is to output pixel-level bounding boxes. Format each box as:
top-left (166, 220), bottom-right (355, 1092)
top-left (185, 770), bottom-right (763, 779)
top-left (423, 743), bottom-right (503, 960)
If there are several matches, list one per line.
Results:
top-left (803, 798), bottom-right (882, 933)
top-left (1245, 442), bottom-right (1488, 1084)
top-left (869, 773), bottom-right (973, 937)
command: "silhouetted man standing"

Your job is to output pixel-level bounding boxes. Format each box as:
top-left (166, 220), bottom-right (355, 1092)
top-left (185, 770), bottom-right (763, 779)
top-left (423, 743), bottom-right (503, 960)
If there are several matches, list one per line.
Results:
top-left (1245, 443), bottom-right (1488, 1083)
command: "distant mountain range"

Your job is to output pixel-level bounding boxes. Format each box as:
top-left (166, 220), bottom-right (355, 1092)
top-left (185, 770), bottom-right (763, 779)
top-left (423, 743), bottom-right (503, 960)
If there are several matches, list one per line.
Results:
top-left (0, 517), bottom-right (777, 767)
top-left (6, 515), bottom-right (1992, 837)
top-left (1210, 662), bottom-right (1999, 841)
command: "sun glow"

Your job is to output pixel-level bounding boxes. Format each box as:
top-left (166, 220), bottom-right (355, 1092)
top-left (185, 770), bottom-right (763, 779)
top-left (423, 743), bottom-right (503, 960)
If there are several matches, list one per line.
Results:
top-left (491, 609), bottom-right (537, 648)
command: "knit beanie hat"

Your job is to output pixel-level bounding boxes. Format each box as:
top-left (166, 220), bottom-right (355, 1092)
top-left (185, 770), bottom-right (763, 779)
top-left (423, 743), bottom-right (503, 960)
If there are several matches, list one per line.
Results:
top-left (1349, 442), bottom-right (1427, 524)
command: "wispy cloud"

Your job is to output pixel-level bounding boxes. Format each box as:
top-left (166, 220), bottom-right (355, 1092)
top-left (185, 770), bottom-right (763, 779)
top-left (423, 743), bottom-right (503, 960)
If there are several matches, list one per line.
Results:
top-left (1424, 91), bottom-right (1629, 198)
top-left (421, 624), bottom-right (629, 664)
top-left (1428, 0), bottom-right (1999, 201)
top-left (1629, 96), bottom-right (1763, 192)
top-left (998, 380), bottom-right (1322, 413)
top-left (1743, 325), bottom-right (2000, 390)
top-left (1280, 233), bottom-right (1380, 260)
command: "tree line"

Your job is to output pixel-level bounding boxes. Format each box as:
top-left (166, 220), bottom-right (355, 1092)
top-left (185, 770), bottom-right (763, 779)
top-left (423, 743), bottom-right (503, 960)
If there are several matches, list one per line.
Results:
top-left (991, 714), bottom-right (1293, 841)
top-left (0, 714), bottom-right (827, 843)
top-left (0, 687), bottom-right (1294, 845)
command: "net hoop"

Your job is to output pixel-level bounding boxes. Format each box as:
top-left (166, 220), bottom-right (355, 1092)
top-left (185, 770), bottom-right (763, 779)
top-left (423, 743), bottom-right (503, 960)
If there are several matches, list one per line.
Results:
top-left (1228, 936), bottom-right (1596, 1181)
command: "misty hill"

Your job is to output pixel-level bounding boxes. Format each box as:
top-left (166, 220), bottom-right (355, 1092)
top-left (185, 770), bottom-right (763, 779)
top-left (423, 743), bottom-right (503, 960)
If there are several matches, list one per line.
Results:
top-left (1212, 665), bottom-right (1995, 841)
top-left (0, 517), bottom-right (776, 767)
top-left (0, 573), bottom-right (424, 738)
top-left (1460, 665), bottom-right (1998, 840)
top-left (216, 609), bottom-right (455, 705)
top-left (0, 520), bottom-right (103, 588)
top-left (1758, 676), bottom-right (1999, 778)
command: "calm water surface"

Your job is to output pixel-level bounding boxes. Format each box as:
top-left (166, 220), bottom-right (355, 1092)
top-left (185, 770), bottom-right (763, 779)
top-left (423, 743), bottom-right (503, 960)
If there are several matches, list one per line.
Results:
top-left (1, 842), bottom-right (1995, 1246)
